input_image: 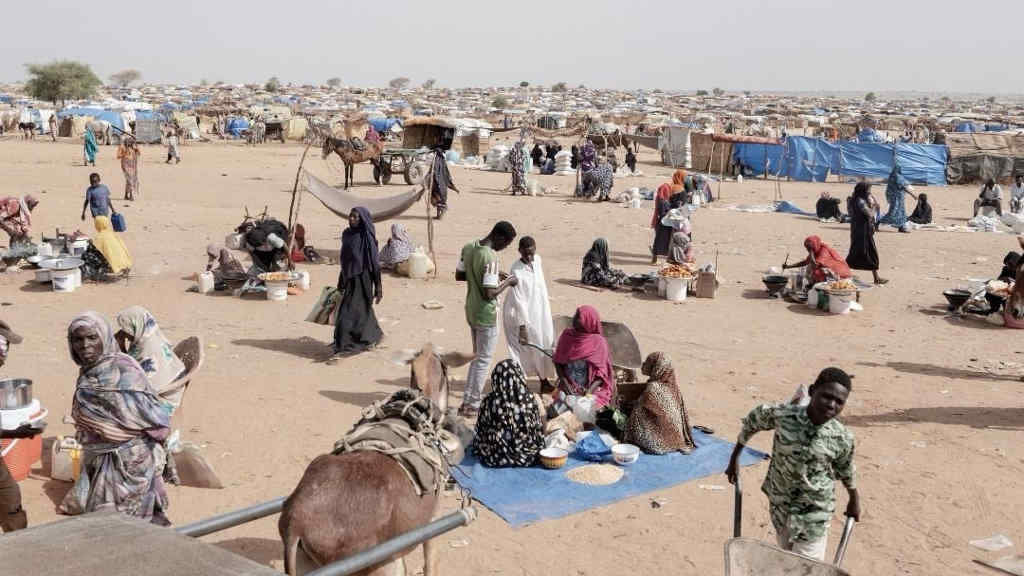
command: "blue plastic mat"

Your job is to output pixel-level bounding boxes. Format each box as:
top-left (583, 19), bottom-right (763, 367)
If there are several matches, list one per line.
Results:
top-left (453, 429), bottom-right (767, 527)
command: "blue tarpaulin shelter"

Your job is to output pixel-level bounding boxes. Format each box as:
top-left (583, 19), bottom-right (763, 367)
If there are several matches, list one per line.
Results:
top-left (856, 129), bottom-right (886, 143)
top-left (732, 142), bottom-right (785, 177)
top-left (954, 122), bottom-right (979, 133)
top-left (784, 137), bottom-right (837, 182)
top-left (225, 116), bottom-right (250, 137)
top-left (368, 117), bottom-right (402, 134)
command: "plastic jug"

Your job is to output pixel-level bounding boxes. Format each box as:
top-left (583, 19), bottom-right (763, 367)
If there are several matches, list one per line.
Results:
top-left (297, 270), bottom-right (311, 291)
top-left (197, 271), bottom-right (215, 294)
top-left (407, 250), bottom-right (430, 279)
top-left (51, 436), bottom-right (82, 482)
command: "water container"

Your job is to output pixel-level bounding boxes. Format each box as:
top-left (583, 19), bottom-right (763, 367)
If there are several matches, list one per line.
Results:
top-left (297, 270), bottom-right (311, 291)
top-left (52, 269), bottom-right (75, 292)
top-left (37, 243), bottom-right (53, 257)
top-left (828, 290), bottom-right (857, 315)
top-left (407, 250), bottom-right (430, 279)
top-left (72, 267), bottom-right (81, 288)
top-left (664, 277), bottom-right (688, 301)
top-left (266, 280), bottom-right (288, 301)
top-left (197, 271), bottom-right (215, 294)
top-left (34, 269), bottom-right (50, 283)
top-left (69, 238), bottom-right (88, 257)
top-left (737, 174), bottom-right (744, 184)
top-left (50, 435), bottom-right (82, 482)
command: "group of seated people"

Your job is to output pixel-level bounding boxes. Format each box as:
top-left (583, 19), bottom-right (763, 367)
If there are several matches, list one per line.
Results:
top-left (975, 176), bottom-right (1024, 218)
top-left (530, 141), bottom-right (562, 175)
top-left (817, 190), bottom-right (933, 226)
top-left (60, 307), bottom-right (187, 525)
top-left (473, 305), bottom-right (696, 468)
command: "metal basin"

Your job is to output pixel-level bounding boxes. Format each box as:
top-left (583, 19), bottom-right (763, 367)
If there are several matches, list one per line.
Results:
top-left (0, 379), bottom-right (33, 410)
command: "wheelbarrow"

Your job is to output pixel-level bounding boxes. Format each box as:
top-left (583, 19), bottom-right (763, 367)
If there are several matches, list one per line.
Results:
top-left (727, 478), bottom-right (854, 576)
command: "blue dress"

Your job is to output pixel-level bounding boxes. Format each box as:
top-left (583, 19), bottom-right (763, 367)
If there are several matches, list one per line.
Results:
top-left (879, 166), bottom-right (909, 228)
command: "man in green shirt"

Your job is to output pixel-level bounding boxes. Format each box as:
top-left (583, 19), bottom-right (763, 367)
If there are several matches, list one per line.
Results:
top-left (456, 221), bottom-right (518, 418)
top-left (725, 367), bottom-right (861, 561)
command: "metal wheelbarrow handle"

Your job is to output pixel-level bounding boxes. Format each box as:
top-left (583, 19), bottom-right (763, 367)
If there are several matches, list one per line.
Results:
top-left (733, 477), bottom-right (742, 538)
top-left (833, 515), bottom-right (855, 567)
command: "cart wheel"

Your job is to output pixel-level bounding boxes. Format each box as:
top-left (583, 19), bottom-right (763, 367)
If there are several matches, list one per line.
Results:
top-left (406, 161), bottom-right (428, 185)
top-left (381, 167), bottom-right (393, 185)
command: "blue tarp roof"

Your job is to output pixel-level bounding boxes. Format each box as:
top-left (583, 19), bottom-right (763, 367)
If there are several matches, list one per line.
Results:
top-left (856, 128), bottom-right (886, 143)
top-left (226, 116), bottom-right (250, 137)
top-left (368, 117), bottom-right (402, 133)
top-left (954, 122), bottom-right (978, 133)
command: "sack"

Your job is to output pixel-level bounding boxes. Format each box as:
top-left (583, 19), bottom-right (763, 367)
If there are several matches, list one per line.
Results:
top-left (306, 286), bottom-right (342, 326)
top-left (111, 212), bottom-right (126, 232)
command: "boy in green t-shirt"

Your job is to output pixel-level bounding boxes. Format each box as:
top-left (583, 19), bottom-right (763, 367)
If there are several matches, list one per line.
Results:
top-left (456, 221), bottom-right (518, 417)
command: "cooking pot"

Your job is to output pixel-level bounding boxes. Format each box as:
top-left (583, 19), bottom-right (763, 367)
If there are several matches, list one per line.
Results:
top-left (0, 379), bottom-right (33, 410)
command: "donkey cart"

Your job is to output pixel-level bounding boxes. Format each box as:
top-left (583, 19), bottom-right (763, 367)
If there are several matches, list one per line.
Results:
top-left (374, 148), bottom-right (430, 185)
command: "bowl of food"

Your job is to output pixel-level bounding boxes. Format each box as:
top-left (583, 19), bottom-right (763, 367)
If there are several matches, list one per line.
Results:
top-left (611, 443), bottom-right (640, 466)
top-left (762, 275), bottom-right (788, 296)
top-left (539, 447), bottom-right (568, 469)
top-left (943, 289), bottom-right (972, 309)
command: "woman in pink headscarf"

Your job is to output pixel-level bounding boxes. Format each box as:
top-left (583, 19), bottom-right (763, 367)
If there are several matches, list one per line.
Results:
top-left (0, 195), bottom-right (39, 246)
top-left (551, 305), bottom-right (616, 407)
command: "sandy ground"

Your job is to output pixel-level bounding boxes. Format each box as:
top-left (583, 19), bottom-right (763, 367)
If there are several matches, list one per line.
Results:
top-left (1, 134), bottom-right (1022, 576)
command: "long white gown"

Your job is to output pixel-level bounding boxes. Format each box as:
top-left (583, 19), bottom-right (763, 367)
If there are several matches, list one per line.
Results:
top-left (502, 255), bottom-right (555, 379)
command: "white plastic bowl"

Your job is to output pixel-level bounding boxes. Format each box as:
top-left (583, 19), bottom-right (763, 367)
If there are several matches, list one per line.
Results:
top-left (611, 443), bottom-right (640, 466)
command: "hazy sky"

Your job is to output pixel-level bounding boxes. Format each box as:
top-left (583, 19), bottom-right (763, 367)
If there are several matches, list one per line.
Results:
top-left (3, 0), bottom-right (1021, 93)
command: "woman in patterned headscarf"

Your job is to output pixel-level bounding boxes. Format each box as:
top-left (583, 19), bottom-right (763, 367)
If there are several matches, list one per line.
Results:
top-left (473, 360), bottom-right (543, 468)
top-left (625, 352), bottom-right (695, 454)
top-left (59, 311), bottom-right (177, 525)
top-left (115, 306), bottom-right (186, 409)
top-left (379, 223), bottom-right (415, 270)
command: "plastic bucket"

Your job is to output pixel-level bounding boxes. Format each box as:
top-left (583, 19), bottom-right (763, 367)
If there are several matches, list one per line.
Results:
top-left (0, 405), bottom-right (46, 482)
top-left (69, 238), bottom-right (88, 257)
top-left (37, 243), bottom-right (53, 257)
top-left (52, 269), bottom-right (75, 292)
top-left (807, 282), bottom-right (829, 310)
top-left (657, 276), bottom-right (667, 297)
top-left (828, 290), bottom-right (857, 315)
top-left (664, 277), bottom-right (688, 302)
top-left (407, 251), bottom-right (430, 279)
top-left (297, 270), bottom-right (311, 291)
top-left (266, 280), bottom-right (288, 301)
top-left (34, 269), bottom-right (51, 283)
top-left (72, 267), bottom-right (81, 287)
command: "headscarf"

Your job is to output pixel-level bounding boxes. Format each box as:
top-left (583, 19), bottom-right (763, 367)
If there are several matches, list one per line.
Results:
top-left (583, 238), bottom-right (610, 271)
top-left (19, 195), bottom-right (37, 227)
top-left (473, 360), bottom-right (544, 468)
top-left (581, 140), bottom-right (597, 171)
top-left (379, 223), bottom-right (414, 269)
top-left (887, 164), bottom-right (909, 195)
top-left (115, 306), bottom-right (186, 405)
top-left (552, 305), bottom-right (615, 406)
top-left (668, 232), bottom-right (693, 265)
top-left (625, 352), bottom-right (695, 454)
top-left (67, 312), bottom-right (170, 444)
top-left (0, 319), bottom-right (22, 345)
top-left (92, 216), bottom-right (132, 274)
top-left (804, 235), bottom-right (851, 279)
top-left (910, 193), bottom-right (932, 223)
top-left (670, 169), bottom-right (687, 193)
top-left (653, 183), bottom-right (672, 228)
top-left (340, 206), bottom-right (379, 280)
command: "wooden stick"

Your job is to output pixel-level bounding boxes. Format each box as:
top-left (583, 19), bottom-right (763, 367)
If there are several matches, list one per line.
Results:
top-left (286, 143), bottom-right (313, 271)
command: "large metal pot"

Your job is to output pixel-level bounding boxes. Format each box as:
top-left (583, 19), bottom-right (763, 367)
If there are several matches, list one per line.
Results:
top-left (0, 379), bottom-right (33, 410)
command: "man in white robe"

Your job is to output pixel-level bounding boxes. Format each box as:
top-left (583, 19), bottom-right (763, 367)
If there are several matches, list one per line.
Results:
top-left (502, 236), bottom-right (555, 388)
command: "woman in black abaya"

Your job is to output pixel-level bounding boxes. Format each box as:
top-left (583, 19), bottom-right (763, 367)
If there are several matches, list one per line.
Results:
top-left (333, 207), bottom-right (383, 356)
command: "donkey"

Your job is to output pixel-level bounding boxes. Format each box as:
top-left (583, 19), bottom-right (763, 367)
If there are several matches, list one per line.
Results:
top-left (322, 136), bottom-right (385, 190)
top-left (279, 344), bottom-right (473, 576)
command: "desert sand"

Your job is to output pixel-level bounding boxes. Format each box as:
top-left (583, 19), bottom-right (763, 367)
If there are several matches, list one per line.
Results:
top-left (2, 135), bottom-right (1021, 575)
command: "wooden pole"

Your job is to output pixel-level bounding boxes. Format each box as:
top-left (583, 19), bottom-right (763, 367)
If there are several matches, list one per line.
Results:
top-left (718, 142), bottom-right (726, 200)
top-left (285, 143), bottom-right (313, 271)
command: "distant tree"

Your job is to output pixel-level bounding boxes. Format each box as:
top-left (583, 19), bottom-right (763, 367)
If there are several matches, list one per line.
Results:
top-left (422, 78), bottom-right (436, 89)
top-left (265, 76), bottom-right (281, 92)
top-left (712, 87), bottom-right (724, 96)
top-left (326, 77), bottom-right (342, 88)
top-left (24, 60), bottom-right (102, 106)
top-left (109, 69), bottom-right (141, 87)
top-left (389, 77), bottom-right (410, 90)
top-left (552, 82), bottom-right (568, 93)
top-left (987, 96), bottom-right (996, 104)
top-left (577, 83), bottom-right (586, 89)
top-left (519, 81), bottom-right (530, 88)
top-left (865, 92), bottom-right (877, 102)
top-left (743, 90), bottom-right (751, 97)
top-left (492, 95), bottom-right (509, 109)
top-left (200, 78), bottom-right (210, 86)
top-left (696, 89), bottom-right (708, 96)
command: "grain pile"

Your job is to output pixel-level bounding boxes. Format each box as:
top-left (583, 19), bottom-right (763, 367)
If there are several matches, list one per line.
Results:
top-left (566, 464), bottom-right (624, 486)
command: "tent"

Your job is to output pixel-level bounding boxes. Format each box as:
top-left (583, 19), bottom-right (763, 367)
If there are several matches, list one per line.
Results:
top-left (659, 125), bottom-right (691, 168)
top-left (225, 117), bottom-right (250, 138)
top-left (945, 133), bottom-right (1024, 185)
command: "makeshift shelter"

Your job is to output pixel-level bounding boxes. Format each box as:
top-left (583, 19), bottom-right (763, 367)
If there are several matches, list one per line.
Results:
top-left (403, 116), bottom-right (491, 157)
top-left (287, 116), bottom-right (308, 140)
top-left (945, 133), bottom-right (1024, 185)
top-left (689, 132), bottom-right (733, 174)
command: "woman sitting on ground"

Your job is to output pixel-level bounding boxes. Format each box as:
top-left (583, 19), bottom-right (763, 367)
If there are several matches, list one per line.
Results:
top-left (552, 305), bottom-right (616, 409)
top-left (667, 232), bottom-right (695, 265)
top-left (624, 352), bottom-right (696, 455)
top-left (815, 192), bottom-right (843, 221)
top-left (82, 215), bottom-right (132, 280)
top-left (59, 312), bottom-right (177, 525)
top-left (473, 359), bottom-right (544, 468)
top-left (999, 251), bottom-right (1021, 282)
top-left (379, 223), bottom-right (415, 271)
top-left (581, 238), bottom-right (628, 289)
top-left (908, 193), bottom-right (932, 225)
top-left (783, 235), bottom-right (852, 285)
top-left (206, 244), bottom-right (247, 289)
top-left (115, 306), bottom-right (187, 409)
